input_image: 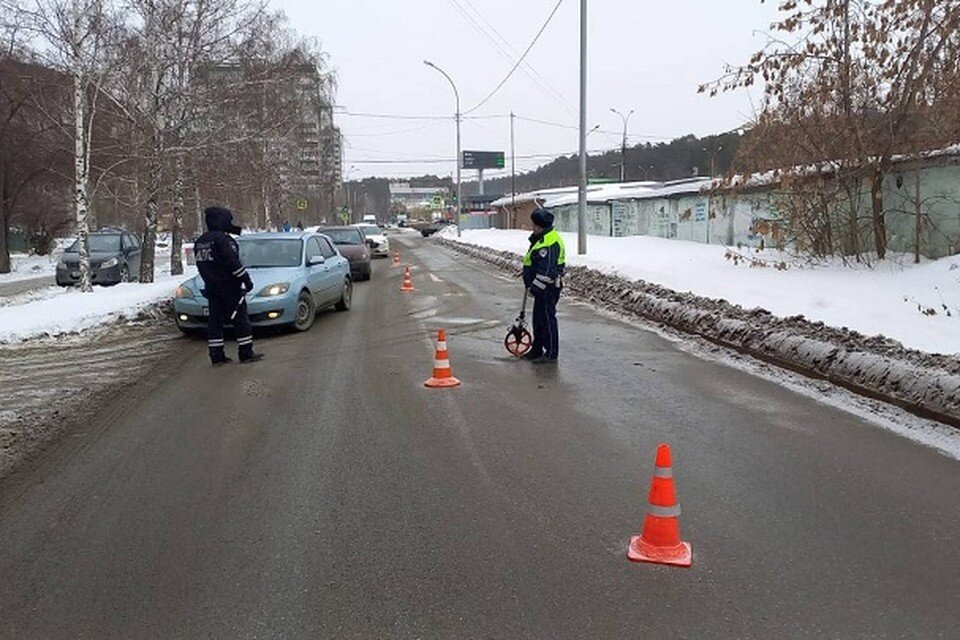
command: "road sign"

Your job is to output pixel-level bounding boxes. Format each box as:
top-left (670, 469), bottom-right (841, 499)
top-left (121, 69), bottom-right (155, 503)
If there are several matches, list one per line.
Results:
top-left (294, 198), bottom-right (308, 211)
top-left (461, 150), bottom-right (505, 170)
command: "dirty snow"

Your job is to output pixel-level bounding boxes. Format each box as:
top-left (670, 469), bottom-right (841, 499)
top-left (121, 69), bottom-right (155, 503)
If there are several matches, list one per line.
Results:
top-left (441, 228), bottom-right (960, 355)
top-left (0, 269), bottom-right (194, 343)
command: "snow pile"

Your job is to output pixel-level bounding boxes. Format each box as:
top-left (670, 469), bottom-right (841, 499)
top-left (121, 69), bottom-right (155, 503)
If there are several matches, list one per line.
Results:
top-left (439, 228), bottom-right (960, 355)
top-left (0, 269), bottom-right (194, 343)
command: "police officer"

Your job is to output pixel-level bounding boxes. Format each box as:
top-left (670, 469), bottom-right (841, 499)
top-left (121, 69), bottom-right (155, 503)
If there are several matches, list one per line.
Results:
top-left (194, 206), bottom-right (263, 365)
top-left (522, 208), bottom-right (565, 363)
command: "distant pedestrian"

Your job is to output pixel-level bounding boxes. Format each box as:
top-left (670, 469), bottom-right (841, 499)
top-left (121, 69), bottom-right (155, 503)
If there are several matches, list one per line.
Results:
top-left (194, 206), bottom-right (263, 365)
top-left (522, 208), bottom-right (565, 363)
top-left (282, 220), bottom-right (292, 232)
top-left (296, 220), bottom-right (304, 231)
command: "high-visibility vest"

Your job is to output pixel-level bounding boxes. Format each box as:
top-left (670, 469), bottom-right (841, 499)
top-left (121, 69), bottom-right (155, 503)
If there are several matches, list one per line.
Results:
top-left (523, 229), bottom-right (566, 267)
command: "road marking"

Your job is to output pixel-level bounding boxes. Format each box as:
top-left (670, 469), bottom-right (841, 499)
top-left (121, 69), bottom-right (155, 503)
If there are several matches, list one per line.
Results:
top-left (429, 273), bottom-right (443, 283)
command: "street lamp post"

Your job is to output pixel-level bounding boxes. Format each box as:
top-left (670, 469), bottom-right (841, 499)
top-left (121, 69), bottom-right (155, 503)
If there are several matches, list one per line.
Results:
top-left (702, 145), bottom-right (722, 244)
top-left (639, 164), bottom-right (655, 181)
top-left (424, 60), bottom-right (461, 238)
top-left (610, 108), bottom-right (634, 182)
top-left (577, 0), bottom-right (587, 255)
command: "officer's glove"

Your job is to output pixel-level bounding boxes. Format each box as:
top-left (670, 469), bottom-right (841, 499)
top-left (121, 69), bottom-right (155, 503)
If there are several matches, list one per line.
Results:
top-left (241, 273), bottom-right (254, 293)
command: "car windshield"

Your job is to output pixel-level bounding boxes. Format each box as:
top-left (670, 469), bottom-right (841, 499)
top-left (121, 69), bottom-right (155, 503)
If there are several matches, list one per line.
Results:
top-left (322, 229), bottom-right (364, 245)
top-left (238, 238), bottom-right (303, 267)
top-left (357, 225), bottom-right (382, 237)
top-left (67, 234), bottom-right (121, 253)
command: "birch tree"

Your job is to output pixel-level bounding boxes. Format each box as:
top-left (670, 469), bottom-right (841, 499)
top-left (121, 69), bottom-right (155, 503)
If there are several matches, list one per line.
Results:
top-left (26, 0), bottom-right (123, 291)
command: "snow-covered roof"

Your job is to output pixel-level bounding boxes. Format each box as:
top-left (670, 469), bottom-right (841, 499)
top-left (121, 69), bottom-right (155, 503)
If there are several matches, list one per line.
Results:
top-left (492, 178), bottom-right (712, 208)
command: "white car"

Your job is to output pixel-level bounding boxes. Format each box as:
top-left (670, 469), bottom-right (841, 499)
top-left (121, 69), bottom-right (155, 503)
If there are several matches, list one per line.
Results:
top-left (353, 223), bottom-right (390, 258)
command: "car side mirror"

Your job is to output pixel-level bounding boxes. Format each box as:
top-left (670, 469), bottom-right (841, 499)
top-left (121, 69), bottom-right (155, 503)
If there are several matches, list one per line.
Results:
top-left (308, 255), bottom-right (325, 266)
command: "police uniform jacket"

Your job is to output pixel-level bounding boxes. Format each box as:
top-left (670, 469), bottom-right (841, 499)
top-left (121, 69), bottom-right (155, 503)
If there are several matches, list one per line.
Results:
top-left (194, 208), bottom-right (252, 297)
top-left (523, 228), bottom-right (566, 295)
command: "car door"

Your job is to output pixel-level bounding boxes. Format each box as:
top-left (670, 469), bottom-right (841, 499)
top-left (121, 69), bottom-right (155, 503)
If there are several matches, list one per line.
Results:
top-left (316, 236), bottom-right (342, 305)
top-left (123, 233), bottom-right (142, 273)
top-left (304, 237), bottom-right (329, 305)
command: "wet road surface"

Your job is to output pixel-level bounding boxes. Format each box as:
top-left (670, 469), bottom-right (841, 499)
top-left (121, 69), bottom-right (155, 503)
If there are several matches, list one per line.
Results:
top-left (0, 234), bottom-right (958, 638)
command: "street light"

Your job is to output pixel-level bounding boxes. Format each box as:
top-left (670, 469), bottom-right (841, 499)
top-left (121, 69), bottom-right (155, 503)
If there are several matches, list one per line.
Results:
top-left (638, 164), bottom-right (655, 181)
top-left (424, 60), bottom-right (461, 238)
top-left (610, 108), bottom-right (634, 182)
top-left (702, 145), bottom-right (723, 179)
top-left (701, 146), bottom-right (722, 244)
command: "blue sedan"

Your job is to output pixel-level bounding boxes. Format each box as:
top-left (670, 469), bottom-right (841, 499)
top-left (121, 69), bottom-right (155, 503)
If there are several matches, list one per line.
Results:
top-left (174, 231), bottom-right (353, 333)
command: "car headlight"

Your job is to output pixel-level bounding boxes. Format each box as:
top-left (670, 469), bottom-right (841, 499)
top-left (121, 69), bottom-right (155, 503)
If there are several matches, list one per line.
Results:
top-left (257, 282), bottom-right (290, 297)
top-left (100, 257), bottom-right (119, 269)
top-left (175, 285), bottom-right (195, 299)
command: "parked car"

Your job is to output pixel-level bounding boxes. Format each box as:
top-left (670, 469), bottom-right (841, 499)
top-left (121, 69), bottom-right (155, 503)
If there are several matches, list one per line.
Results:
top-left (56, 228), bottom-right (142, 286)
top-left (173, 231), bottom-right (352, 334)
top-left (353, 223), bottom-right (390, 258)
top-left (318, 226), bottom-right (372, 281)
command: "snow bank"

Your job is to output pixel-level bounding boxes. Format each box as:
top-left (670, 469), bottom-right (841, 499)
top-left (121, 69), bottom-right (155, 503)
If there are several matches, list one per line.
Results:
top-left (0, 253), bottom-right (59, 284)
top-left (438, 236), bottom-right (960, 428)
top-left (0, 270), bottom-right (194, 343)
top-left (440, 228), bottom-right (960, 356)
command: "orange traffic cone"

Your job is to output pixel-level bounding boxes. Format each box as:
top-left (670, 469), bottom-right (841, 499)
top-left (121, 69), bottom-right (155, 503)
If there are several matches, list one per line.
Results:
top-left (627, 444), bottom-right (692, 567)
top-left (400, 266), bottom-right (415, 292)
top-left (392, 251), bottom-right (401, 267)
top-left (424, 329), bottom-right (461, 388)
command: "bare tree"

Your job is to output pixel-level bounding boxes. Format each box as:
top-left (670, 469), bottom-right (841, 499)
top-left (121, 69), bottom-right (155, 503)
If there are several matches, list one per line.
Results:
top-left (705, 0), bottom-right (960, 261)
top-left (24, 0), bottom-right (123, 291)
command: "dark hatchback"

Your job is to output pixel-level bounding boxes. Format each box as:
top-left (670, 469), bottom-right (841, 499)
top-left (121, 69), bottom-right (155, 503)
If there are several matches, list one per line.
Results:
top-left (317, 227), bottom-right (372, 281)
top-left (56, 229), bottom-right (142, 286)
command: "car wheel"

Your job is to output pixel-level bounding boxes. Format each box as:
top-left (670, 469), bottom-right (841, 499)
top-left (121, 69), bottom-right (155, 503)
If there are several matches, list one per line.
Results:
top-left (119, 264), bottom-right (130, 283)
top-left (293, 290), bottom-right (316, 331)
top-left (335, 278), bottom-right (353, 311)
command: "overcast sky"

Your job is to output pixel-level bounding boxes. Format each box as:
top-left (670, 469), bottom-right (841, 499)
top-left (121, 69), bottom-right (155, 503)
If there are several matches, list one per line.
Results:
top-left (275, 0), bottom-right (780, 180)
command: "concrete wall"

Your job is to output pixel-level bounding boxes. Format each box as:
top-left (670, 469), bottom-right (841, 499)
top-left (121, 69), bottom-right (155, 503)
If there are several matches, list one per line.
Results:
top-left (506, 160), bottom-right (960, 258)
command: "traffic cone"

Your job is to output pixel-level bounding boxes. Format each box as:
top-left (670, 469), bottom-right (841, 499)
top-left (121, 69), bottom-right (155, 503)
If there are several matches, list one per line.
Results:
top-left (424, 329), bottom-right (461, 388)
top-left (400, 266), bottom-right (415, 292)
top-left (627, 444), bottom-right (692, 567)
top-left (392, 251), bottom-right (401, 267)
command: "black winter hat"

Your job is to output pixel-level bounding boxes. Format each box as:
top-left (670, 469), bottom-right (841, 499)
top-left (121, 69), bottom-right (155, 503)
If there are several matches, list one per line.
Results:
top-left (530, 208), bottom-right (554, 229)
top-left (205, 206), bottom-right (242, 235)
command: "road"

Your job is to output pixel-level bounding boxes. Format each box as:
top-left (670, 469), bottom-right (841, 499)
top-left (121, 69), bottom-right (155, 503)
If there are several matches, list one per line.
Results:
top-left (0, 234), bottom-right (958, 639)
top-left (0, 274), bottom-right (54, 299)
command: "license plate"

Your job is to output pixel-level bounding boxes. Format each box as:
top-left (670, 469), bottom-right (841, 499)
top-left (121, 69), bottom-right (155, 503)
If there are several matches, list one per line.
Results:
top-left (70, 271), bottom-right (80, 278)
top-left (202, 307), bottom-right (209, 316)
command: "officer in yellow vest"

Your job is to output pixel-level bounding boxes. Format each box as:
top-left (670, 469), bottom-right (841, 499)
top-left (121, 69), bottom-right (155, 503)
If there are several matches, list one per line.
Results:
top-left (522, 209), bottom-right (566, 363)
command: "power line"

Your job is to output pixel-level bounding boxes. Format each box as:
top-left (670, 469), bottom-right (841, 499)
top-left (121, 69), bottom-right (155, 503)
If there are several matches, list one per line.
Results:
top-left (458, 0), bottom-right (574, 112)
top-left (345, 146), bottom-right (620, 164)
top-left (464, 0), bottom-right (565, 115)
top-left (445, 0), bottom-right (574, 115)
top-left (335, 109), bottom-right (506, 121)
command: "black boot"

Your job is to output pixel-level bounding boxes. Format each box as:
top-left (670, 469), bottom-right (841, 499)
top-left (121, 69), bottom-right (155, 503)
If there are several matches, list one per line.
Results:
top-left (238, 343), bottom-right (263, 363)
top-left (210, 346), bottom-right (232, 366)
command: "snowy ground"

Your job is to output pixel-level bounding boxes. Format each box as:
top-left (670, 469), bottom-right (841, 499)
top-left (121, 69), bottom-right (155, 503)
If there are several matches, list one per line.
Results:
top-left (441, 228), bottom-right (960, 356)
top-left (0, 270), bottom-right (193, 344)
top-left (0, 240), bottom-right (68, 284)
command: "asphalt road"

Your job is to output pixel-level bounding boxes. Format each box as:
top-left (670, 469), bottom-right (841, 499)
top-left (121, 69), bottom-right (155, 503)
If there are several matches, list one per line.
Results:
top-left (1, 234), bottom-right (958, 639)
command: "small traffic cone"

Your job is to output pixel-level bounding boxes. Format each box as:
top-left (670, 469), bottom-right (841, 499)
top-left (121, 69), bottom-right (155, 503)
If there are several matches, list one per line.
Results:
top-left (627, 444), bottom-right (692, 567)
top-left (392, 251), bottom-right (401, 267)
top-left (400, 266), bottom-right (415, 292)
top-left (424, 329), bottom-right (461, 388)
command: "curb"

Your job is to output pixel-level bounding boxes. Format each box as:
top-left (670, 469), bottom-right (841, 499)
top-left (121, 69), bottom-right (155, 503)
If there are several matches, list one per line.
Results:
top-left (436, 237), bottom-right (960, 428)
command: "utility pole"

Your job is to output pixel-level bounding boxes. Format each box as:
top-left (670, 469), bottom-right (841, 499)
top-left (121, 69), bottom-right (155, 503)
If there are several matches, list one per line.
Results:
top-left (510, 111), bottom-right (516, 229)
top-left (702, 145), bottom-right (722, 244)
top-left (424, 60), bottom-right (462, 237)
top-left (577, 0), bottom-right (587, 255)
top-left (610, 108), bottom-right (633, 182)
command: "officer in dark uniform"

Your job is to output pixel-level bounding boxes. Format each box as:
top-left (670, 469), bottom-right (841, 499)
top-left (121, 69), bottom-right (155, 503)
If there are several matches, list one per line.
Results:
top-left (194, 206), bottom-right (263, 365)
top-left (522, 208), bottom-right (566, 363)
